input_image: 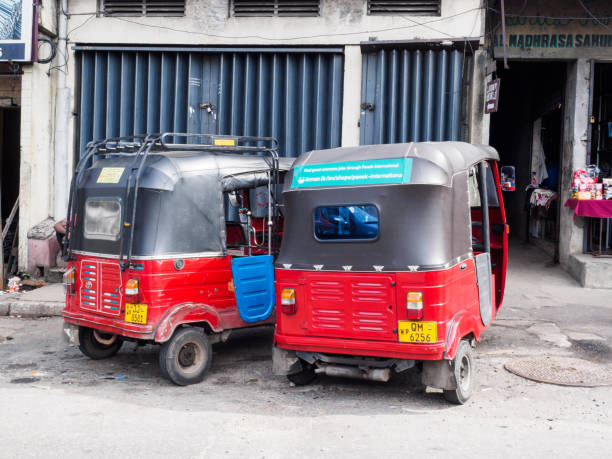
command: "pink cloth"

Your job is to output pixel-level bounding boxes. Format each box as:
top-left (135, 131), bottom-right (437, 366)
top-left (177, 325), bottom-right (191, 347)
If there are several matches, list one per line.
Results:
top-left (565, 199), bottom-right (612, 219)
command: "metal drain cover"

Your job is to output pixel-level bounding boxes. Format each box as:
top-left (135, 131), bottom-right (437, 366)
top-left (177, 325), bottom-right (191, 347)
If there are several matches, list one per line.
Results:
top-left (504, 356), bottom-right (612, 387)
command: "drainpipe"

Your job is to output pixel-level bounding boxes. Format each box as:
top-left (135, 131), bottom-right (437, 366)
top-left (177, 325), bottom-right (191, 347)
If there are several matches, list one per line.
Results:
top-left (500, 0), bottom-right (509, 69)
top-left (53, 0), bottom-right (70, 220)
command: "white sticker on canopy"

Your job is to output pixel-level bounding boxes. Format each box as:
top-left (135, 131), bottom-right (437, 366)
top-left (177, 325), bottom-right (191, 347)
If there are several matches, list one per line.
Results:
top-left (97, 167), bottom-right (125, 184)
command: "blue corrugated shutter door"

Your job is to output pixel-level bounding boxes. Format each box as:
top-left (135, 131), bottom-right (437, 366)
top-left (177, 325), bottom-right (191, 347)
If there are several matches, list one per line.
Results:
top-left (360, 47), bottom-right (468, 145)
top-left (75, 48), bottom-right (344, 158)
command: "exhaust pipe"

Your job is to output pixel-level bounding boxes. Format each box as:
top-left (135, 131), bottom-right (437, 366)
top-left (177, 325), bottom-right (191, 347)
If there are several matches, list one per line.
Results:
top-left (315, 364), bottom-right (391, 382)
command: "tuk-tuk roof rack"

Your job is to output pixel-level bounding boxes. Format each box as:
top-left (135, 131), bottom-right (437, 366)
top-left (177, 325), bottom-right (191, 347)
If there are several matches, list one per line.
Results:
top-left (65, 133), bottom-right (281, 270)
top-left (88, 133), bottom-right (279, 155)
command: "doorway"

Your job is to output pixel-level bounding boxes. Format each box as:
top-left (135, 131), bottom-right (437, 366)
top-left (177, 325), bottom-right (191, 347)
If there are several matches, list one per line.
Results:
top-left (0, 75), bottom-right (21, 277)
top-left (489, 61), bottom-right (567, 263)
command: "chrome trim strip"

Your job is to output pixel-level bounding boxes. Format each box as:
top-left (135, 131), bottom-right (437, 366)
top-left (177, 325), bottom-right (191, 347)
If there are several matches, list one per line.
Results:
top-left (72, 250), bottom-right (226, 260)
top-left (275, 253), bottom-right (474, 272)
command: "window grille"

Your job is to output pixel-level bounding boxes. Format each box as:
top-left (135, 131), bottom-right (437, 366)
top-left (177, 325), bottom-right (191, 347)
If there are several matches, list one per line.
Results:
top-left (367, 0), bottom-right (441, 16)
top-left (232, 0), bottom-right (320, 17)
top-left (102, 0), bottom-right (185, 17)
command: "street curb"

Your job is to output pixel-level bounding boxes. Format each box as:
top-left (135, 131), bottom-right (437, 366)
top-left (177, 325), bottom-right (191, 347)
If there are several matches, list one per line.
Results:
top-left (7, 301), bottom-right (64, 317)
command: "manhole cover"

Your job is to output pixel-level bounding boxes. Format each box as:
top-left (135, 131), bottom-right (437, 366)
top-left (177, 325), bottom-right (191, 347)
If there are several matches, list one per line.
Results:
top-left (504, 356), bottom-right (612, 387)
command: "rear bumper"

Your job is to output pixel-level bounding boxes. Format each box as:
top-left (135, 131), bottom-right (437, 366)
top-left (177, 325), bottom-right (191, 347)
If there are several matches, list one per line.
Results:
top-left (63, 310), bottom-right (155, 341)
top-left (275, 333), bottom-right (447, 361)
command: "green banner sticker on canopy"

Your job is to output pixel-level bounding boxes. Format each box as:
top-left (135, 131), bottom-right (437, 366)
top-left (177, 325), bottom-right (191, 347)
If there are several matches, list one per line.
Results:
top-left (291, 158), bottom-right (412, 188)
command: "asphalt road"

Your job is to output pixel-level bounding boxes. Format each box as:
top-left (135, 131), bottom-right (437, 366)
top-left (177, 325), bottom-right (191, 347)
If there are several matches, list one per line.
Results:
top-left (0, 242), bottom-right (611, 458)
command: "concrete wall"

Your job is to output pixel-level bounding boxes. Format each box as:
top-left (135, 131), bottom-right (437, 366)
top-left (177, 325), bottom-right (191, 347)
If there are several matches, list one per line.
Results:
top-left (468, 49), bottom-right (490, 144)
top-left (558, 59), bottom-right (590, 267)
top-left (61, 0), bottom-right (485, 196)
top-left (341, 45), bottom-right (362, 147)
top-left (18, 64), bottom-right (57, 270)
top-left (39, 0), bottom-right (58, 34)
top-left (0, 76), bottom-right (21, 104)
top-left (67, 0), bottom-right (483, 45)
top-left (15, 1), bottom-right (59, 271)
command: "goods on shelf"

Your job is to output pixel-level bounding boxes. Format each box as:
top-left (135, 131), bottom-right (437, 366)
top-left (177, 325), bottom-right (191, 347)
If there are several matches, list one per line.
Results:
top-left (571, 167), bottom-right (612, 200)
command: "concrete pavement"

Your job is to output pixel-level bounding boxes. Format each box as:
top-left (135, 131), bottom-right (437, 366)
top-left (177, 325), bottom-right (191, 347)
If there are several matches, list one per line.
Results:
top-left (0, 283), bottom-right (64, 317)
top-left (0, 240), bottom-right (610, 458)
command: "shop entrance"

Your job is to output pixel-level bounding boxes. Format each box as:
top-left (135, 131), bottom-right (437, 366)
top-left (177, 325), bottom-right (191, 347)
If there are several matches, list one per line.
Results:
top-left (0, 75), bottom-right (21, 280)
top-left (489, 61), bottom-right (567, 263)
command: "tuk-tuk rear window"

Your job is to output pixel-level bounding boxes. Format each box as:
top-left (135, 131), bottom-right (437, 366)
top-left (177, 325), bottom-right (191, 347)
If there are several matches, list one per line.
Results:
top-left (84, 199), bottom-right (121, 241)
top-left (314, 205), bottom-right (379, 241)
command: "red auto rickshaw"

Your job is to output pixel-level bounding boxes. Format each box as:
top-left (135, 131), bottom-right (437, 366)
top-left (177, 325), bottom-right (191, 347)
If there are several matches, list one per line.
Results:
top-left (272, 142), bottom-right (508, 404)
top-left (62, 133), bottom-right (292, 385)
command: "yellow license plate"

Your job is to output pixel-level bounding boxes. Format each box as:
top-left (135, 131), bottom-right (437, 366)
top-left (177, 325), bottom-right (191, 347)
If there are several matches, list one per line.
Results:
top-left (125, 303), bottom-right (148, 324)
top-left (398, 321), bottom-right (437, 343)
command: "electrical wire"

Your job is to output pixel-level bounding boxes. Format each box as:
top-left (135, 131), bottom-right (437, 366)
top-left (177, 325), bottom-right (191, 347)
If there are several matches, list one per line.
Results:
top-left (576, 0), bottom-right (612, 32)
top-left (48, 14), bottom-right (96, 75)
top-left (377, 1), bottom-right (483, 44)
top-left (486, 5), bottom-right (612, 21)
top-left (105, 6), bottom-right (483, 42)
top-left (67, 14), bottom-right (96, 37)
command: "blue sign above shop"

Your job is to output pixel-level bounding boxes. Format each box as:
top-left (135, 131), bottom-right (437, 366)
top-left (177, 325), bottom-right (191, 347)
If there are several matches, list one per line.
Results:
top-left (0, 43), bottom-right (24, 60)
top-left (291, 158), bottom-right (413, 188)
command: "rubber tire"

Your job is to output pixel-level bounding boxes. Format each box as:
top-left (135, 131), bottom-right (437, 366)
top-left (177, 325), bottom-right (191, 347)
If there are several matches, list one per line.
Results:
top-left (287, 362), bottom-right (316, 386)
top-left (158, 348), bottom-right (170, 380)
top-left (78, 326), bottom-right (123, 360)
top-left (159, 327), bottom-right (212, 386)
top-left (443, 340), bottom-right (474, 405)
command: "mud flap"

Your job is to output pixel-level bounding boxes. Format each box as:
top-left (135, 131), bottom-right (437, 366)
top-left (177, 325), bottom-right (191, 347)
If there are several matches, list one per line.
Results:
top-left (475, 252), bottom-right (493, 326)
top-left (63, 323), bottom-right (80, 346)
top-left (422, 360), bottom-right (457, 390)
top-left (231, 255), bottom-right (275, 323)
top-left (272, 346), bottom-right (302, 375)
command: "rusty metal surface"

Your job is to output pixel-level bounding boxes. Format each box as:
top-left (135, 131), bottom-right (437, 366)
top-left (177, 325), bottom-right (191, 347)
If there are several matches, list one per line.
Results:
top-left (504, 356), bottom-right (612, 387)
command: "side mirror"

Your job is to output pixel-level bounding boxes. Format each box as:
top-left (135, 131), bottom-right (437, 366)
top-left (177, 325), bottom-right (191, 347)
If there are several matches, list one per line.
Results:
top-left (501, 166), bottom-right (516, 191)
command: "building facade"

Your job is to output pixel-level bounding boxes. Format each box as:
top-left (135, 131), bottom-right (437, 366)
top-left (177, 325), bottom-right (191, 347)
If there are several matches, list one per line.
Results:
top-left (5, 0), bottom-right (488, 274)
top-left (5, 0), bottom-right (611, 286)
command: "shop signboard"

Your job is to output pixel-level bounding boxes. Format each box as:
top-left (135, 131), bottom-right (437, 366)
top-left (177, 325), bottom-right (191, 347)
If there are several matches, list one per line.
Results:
top-left (492, 0), bottom-right (612, 60)
top-left (0, 0), bottom-right (34, 61)
top-left (485, 79), bottom-right (501, 114)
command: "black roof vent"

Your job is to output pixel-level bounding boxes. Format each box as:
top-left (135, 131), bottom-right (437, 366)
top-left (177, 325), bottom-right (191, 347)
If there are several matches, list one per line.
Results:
top-left (367, 0), bottom-right (441, 16)
top-left (232, 0), bottom-right (320, 17)
top-left (103, 0), bottom-right (185, 17)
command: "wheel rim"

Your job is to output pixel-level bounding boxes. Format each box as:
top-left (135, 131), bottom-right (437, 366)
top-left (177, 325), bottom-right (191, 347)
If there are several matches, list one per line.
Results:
top-left (458, 354), bottom-right (471, 392)
top-left (93, 330), bottom-right (117, 346)
top-left (177, 342), bottom-right (203, 374)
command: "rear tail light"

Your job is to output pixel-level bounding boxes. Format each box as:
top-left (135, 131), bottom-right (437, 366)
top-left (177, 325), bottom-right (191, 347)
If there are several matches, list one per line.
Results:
top-left (280, 288), bottom-right (296, 315)
top-left (125, 278), bottom-right (140, 303)
top-left (406, 291), bottom-right (423, 320)
top-left (63, 268), bottom-right (76, 295)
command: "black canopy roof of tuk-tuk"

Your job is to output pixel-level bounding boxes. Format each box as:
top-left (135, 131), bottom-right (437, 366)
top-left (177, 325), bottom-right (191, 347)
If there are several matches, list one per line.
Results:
top-left (286, 142), bottom-right (499, 189)
top-left (277, 142), bottom-right (500, 272)
top-left (70, 149), bottom-right (293, 258)
top-left (90, 151), bottom-right (294, 192)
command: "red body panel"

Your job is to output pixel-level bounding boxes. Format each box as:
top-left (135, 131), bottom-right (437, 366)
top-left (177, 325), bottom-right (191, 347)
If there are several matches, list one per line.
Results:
top-left (63, 253), bottom-right (273, 342)
top-left (275, 259), bottom-right (490, 361)
top-left (470, 161), bottom-right (509, 308)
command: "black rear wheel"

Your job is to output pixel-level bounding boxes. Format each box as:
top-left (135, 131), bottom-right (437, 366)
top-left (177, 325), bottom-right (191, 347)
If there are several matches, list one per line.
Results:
top-left (78, 326), bottom-right (123, 360)
top-left (159, 327), bottom-right (212, 386)
top-left (287, 362), bottom-right (316, 386)
top-left (443, 340), bottom-right (474, 405)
